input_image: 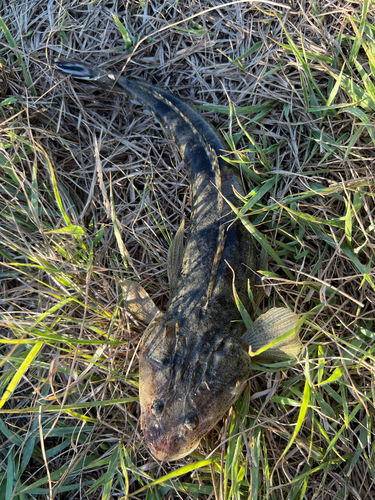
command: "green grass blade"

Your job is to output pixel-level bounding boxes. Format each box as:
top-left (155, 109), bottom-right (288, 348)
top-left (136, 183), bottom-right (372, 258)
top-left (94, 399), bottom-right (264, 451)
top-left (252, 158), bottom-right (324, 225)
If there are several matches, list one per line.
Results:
top-left (6, 449), bottom-right (15, 500)
top-left (348, 0), bottom-right (370, 66)
top-left (111, 13), bottom-right (132, 48)
top-left (101, 445), bottom-right (120, 500)
top-left (272, 377), bottom-right (310, 481)
top-left (342, 107), bottom-right (375, 143)
top-left (0, 341), bottom-right (44, 409)
top-left (131, 457), bottom-right (221, 495)
top-left (0, 16), bottom-right (35, 95)
top-left (0, 397), bottom-right (138, 415)
top-left (227, 199), bottom-right (295, 280)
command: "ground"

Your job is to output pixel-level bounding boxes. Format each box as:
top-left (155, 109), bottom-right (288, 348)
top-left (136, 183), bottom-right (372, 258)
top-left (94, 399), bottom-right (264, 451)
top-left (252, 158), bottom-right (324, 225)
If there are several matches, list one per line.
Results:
top-left (0, 1), bottom-right (374, 499)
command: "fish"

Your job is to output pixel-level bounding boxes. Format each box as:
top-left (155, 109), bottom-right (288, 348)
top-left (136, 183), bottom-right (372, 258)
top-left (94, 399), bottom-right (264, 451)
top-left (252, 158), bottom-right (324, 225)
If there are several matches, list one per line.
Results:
top-left (54, 58), bottom-right (302, 461)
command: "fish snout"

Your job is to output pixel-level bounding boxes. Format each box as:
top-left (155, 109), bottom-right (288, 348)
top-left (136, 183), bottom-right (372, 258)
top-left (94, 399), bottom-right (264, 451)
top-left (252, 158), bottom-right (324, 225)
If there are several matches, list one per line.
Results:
top-left (143, 425), bottom-right (191, 461)
top-left (147, 437), bottom-right (172, 461)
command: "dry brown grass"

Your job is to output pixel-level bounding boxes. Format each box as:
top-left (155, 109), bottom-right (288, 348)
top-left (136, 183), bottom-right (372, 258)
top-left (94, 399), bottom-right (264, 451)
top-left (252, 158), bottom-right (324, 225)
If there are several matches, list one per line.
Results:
top-left (0, 0), bottom-right (375, 499)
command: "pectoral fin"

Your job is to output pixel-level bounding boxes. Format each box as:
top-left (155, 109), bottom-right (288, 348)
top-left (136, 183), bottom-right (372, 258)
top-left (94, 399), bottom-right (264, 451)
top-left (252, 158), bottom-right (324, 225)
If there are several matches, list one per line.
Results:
top-left (167, 218), bottom-right (185, 293)
top-left (242, 308), bottom-right (302, 361)
top-left (120, 279), bottom-right (159, 324)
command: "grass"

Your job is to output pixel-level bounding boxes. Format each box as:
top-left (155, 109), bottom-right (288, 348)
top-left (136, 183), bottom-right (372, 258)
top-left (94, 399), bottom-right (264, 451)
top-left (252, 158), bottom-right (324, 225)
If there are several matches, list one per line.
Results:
top-left (0, 0), bottom-right (375, 499)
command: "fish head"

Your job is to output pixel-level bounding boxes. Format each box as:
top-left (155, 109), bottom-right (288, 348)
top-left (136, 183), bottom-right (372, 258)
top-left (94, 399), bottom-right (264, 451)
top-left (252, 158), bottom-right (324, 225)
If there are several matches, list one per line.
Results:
top-left (139, 314), bottom-right (251, 461)
top-left (139, 382), bottom-right (210, 461)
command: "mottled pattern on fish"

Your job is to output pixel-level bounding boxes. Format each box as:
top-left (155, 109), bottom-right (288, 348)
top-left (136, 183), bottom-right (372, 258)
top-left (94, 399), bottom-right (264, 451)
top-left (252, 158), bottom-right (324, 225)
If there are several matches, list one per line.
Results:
top-left (55, 59), bottom-right (302, 461)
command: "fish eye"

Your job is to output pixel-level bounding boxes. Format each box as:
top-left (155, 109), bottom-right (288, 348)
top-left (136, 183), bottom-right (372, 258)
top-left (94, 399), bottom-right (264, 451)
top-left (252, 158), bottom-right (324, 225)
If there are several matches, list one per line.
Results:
top-left (150, 400), bottom-right (164, 418)
top-left (184, 412), bottom-right (199, 431)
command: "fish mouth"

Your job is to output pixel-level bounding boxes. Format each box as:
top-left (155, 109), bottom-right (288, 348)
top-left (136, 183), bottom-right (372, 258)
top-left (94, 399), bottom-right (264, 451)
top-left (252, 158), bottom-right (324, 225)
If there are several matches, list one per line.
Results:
top-left (144, 428), bottom-right (198, 461)
top-left (147, 438), bottom-right (197, 461)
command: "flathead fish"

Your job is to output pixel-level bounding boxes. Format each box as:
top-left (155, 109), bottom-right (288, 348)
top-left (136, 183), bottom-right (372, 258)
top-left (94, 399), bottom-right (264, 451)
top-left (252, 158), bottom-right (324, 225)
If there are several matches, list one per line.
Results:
top-left (55, 58), bottom-right (302, 461)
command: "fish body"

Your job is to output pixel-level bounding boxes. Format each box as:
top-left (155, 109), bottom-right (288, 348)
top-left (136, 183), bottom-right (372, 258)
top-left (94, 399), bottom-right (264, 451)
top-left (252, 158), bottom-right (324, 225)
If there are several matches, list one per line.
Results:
top-left (55, 59), bottom-right (301, 461)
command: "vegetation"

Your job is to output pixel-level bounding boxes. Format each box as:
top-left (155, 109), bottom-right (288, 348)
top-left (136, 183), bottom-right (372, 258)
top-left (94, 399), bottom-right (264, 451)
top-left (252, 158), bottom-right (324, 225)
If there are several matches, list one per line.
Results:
top-left (0, 0), bottom-right (374, 498)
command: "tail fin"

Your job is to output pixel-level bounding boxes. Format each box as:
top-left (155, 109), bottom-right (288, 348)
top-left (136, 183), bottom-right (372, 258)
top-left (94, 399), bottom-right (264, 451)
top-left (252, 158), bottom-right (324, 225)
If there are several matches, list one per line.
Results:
top-left (54, 58), bottom-right (104, 81)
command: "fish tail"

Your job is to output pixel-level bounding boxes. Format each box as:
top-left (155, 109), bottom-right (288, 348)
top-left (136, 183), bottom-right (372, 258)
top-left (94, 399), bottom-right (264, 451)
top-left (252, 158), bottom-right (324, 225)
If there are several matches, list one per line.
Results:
top-left (54, 58), bottom-right (117, 90)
